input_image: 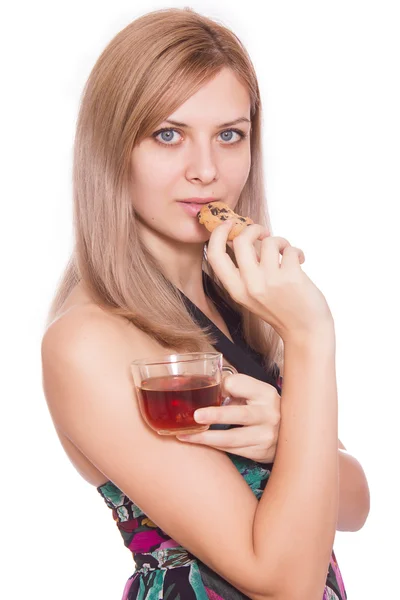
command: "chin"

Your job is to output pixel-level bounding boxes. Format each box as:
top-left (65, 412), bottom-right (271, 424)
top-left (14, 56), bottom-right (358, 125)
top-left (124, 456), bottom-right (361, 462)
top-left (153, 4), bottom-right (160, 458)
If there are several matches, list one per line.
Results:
top-left (178, 232), bottom-right (209, 245)
top-left (172, 223), bottom-right (209, 244)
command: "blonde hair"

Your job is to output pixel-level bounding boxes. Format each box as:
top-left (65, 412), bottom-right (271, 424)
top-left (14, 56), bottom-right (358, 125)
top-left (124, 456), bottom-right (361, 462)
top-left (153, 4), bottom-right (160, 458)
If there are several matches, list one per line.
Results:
top-left (45, 7), bottom-right (284, 375)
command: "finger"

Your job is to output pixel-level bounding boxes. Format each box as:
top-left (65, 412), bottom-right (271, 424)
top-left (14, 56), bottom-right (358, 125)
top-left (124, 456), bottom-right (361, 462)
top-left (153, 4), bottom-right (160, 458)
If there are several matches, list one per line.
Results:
top-left (213, 444), bottom-right (275, 463)
top-left (281, 245), bottom-right (305, 268)
top-left (296, 247), bottom-right (306, 264)
top-left (227, 225), bottom-right (268, 255)
top-left (259, 236), bottom-right (293, 272)
top-left (177, 426), bottom-right (259, 450)
top-left (227, 240), bottom-right (262, 265)
top-left (206, 444), bottom-right (267, 461)
top-left (194, 404), bottom-right (256, 426)
top-left (230, 224), bottom-right (270, 287)
top-left (206, 220), bottom-right (244, 297)
top-left (221, 373), bottom-right (275, 400)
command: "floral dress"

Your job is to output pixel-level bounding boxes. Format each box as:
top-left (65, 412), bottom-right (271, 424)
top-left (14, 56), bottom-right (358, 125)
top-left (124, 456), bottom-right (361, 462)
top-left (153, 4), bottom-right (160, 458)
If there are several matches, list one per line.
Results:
top-left (96, 273), bottom-right (347, 599)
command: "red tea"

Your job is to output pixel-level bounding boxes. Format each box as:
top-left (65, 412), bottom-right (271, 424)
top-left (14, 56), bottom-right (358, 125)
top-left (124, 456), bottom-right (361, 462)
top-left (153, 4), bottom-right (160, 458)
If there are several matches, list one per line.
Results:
top-left (137, 374), bottom-right (221, 433)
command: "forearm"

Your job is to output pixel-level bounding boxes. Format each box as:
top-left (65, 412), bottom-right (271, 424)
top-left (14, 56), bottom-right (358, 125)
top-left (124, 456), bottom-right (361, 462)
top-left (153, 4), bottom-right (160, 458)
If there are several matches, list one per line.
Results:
top-left (337, 448), bottom-right (370, 531)
top-left (252, 328), bottom-right (339, 599)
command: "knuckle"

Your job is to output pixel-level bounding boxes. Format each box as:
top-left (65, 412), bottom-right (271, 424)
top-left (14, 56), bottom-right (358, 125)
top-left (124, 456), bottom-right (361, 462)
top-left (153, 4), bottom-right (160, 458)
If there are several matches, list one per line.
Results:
top-left (282, 248), bottom-right (302, 265)
top-left (264, 383), bottom-right (281, 398)
top-left (271, 410), bottom-right (281, 427)
top-left (292, 246), bottom-right (304, 255)
top-left (261, 235), bottom-right (274, 244)
top-left (265, 440), bottom-right (274, 454)
top-left (230, 287), bottom-right (245, 305)
top-left (263, 428), bottom-right (276, 444)
top-left (272, 388), bottom-right (281, 401)
top-left (282, 270), bottom-right (302, 285)
top-left (263, 235), bottom-right (290, 246)
top-left (225, 435), bottom-right (239, 449)
top-left (230, 373), bottom-right (248, 385)
top-left (260, 273), bottom-right (280, 291)
top-left (246, 280), bottom-right (265, 299)
top-left (282, 244), bottom-right (297, 253)
top-left (240, 408), bottom-right (252, 426)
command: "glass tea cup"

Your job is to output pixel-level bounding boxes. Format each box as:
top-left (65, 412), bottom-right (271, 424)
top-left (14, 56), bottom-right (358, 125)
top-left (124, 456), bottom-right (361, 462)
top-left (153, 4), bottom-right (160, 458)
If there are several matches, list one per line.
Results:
top-left (130, 352), bottom-right (237, 435)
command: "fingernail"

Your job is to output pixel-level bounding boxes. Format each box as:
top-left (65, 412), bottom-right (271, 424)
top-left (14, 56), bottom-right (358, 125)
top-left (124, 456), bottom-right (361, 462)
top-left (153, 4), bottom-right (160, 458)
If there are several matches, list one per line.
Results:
top-left (193, 410), bottom-right (207, 423)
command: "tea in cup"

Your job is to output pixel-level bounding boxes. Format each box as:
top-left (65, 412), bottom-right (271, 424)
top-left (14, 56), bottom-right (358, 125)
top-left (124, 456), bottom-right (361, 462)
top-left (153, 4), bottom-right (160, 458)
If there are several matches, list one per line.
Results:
top-left (131, 352), bottom-right (237, 435)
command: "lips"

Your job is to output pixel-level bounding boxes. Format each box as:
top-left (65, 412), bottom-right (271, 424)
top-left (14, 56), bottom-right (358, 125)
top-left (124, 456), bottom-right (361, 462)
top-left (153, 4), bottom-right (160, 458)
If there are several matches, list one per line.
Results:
top-left (179, 198), bottom-right (218, 204)
top-left (179, 202), bottom-right (209, 217)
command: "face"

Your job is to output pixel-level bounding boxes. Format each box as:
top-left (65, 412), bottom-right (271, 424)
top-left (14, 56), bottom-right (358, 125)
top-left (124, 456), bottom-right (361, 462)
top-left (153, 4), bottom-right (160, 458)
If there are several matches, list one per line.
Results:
top-left (130, 67), bottom-right (252, 246)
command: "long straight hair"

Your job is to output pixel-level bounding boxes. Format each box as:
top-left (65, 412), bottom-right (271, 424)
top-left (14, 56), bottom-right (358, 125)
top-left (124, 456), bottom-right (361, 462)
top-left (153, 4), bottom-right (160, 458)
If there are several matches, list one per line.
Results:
top-left (45, 7), bottom-right (284, 376)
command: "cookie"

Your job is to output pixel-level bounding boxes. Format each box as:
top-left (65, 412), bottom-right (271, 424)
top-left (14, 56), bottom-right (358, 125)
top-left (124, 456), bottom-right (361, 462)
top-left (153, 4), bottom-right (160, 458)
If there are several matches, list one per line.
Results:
top-left (196, 201), bottom-right (254, 241)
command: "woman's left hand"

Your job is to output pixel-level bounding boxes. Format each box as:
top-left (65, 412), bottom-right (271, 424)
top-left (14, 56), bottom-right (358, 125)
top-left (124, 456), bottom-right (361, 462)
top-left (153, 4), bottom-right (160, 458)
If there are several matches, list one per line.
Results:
top-left (176, 374), bottom-right (281, 463)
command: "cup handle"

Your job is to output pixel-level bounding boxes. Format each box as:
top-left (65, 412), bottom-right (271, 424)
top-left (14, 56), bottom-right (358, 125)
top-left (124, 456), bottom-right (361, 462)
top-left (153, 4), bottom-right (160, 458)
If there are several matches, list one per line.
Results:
top-left (221, 365), bottom-right (238, 406)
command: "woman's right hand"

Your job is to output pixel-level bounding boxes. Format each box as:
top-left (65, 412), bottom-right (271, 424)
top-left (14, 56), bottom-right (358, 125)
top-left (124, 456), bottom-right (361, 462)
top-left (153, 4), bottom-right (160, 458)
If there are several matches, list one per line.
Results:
top-left (206, 220), bottom-right (334, 343)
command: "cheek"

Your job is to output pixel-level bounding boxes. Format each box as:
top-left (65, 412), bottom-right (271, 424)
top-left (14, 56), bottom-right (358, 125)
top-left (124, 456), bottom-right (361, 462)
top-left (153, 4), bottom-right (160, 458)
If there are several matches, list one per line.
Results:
top-left (131, 144), bottom-right (178, 188)
top-left (223, 151), bottom-right (251, 187)
top-left (141, 154), bottom-right (181, 191)
top-left (134, 162), bottom-right (173, 189)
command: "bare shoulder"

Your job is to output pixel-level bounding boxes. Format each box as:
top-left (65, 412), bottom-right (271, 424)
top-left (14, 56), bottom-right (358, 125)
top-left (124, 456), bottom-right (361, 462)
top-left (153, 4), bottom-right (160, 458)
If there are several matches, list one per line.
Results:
top-left (41, 301), bottom-right (158, 442)
top-left (42, 302), bottom-right (130, 362)
top-left (42, 295), bottom-right (156, 369)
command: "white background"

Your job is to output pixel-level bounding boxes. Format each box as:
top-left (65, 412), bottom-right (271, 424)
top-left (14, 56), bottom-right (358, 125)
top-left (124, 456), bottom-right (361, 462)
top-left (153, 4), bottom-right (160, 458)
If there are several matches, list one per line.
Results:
top-left (2, 1), bottom-right (399, 598)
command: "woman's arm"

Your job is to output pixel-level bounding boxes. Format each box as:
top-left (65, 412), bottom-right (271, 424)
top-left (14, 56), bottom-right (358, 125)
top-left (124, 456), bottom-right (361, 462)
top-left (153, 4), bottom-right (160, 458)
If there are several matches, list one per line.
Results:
top-left (252, 327), bottom-right (339, 600)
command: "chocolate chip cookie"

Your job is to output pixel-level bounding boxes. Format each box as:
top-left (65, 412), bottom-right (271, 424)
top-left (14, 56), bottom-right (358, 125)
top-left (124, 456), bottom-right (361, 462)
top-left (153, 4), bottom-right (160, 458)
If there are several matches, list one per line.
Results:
top-left (197, 201), bottom-right (254, 241)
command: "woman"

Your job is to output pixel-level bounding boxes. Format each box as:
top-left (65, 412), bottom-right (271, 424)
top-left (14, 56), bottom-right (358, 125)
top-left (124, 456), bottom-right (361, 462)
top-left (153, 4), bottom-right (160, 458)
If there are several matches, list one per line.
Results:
top-left (41, 7), bottom-right (369, 599)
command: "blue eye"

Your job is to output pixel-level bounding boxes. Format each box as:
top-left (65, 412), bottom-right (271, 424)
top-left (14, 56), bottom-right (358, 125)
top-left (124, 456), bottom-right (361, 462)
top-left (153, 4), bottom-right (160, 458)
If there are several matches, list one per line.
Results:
top-left (152, 127), bottom-right (247, 147)
top-left (156, 129), bottom-right (179, 144)
top-left (220, 130), bottom-right (238, 142)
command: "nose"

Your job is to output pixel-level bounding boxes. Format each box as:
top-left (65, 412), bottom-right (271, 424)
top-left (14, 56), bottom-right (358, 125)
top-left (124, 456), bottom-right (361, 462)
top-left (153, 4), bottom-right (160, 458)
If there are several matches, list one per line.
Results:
top-left (185, 138), bottom-right (218, 183)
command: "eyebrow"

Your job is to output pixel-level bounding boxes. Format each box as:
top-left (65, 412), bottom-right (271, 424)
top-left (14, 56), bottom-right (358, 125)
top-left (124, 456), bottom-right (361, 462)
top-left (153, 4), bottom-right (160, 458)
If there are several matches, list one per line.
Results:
top-left (163, 117), bottom-right (251, 128)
